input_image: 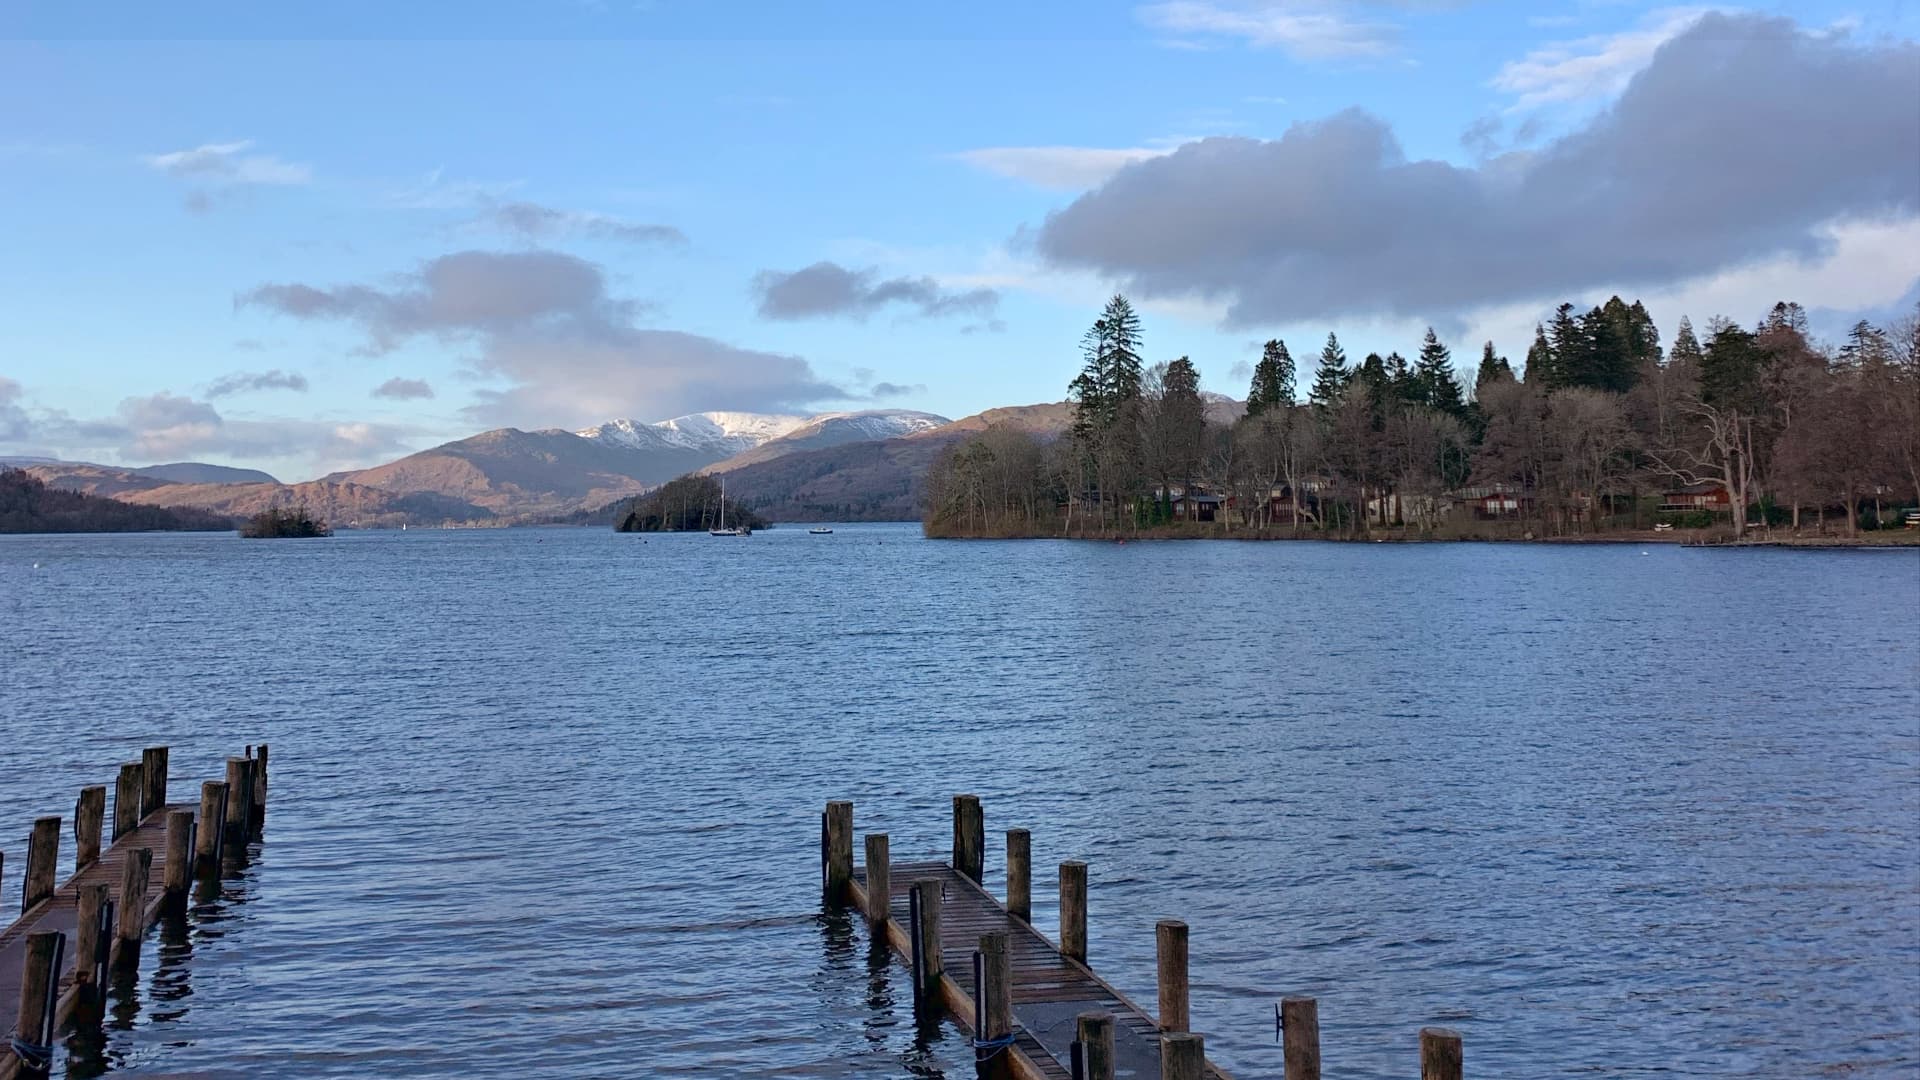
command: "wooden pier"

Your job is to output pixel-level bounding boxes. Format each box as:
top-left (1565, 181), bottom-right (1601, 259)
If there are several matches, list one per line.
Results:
top-left (826, 796), bottom-right (1468, 1080)
top-left (0, 744), bottom-right (266, 1080)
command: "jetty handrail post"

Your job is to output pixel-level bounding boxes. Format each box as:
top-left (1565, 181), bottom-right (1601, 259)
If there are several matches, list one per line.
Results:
top-left (977, 931), bottom-right (1015, 1080)
top-left (194, 781), bottom-right (228, 880)
top-left (1420, 1027), bottom-right (1463, 1080)
top-left (222, 757), bottom-right (253, 856)
top-left (13, 930), bottom-right (65, 1078)
top-left (112, 847), bottom-right (152, 970)
top-left (73, 883), bottom-right (111, 1005)
top-left (910, 880), bottom-right (943, 1004)
top-left (1005, 828), bottom-right (1030, 922)
top-left (1156, 919), bottom-right (1189, 1032)
top-left (162, 809), bottom-right (195, 909)
top-left (1075, 1011), bottom-right (1116, 1080)
top-left (75, 785), bottom-right (106, 871)
top-left (1159, 1031), bottom-right (1204, 1080)
top-left (112, 762), bottom-right (143, 841)
top-left (1059, 860), bottom-right (1088, 964)
top-left (141, 745), bottom-right (169, 818)
top-left (822, 801), bottom-right (854, 903)
top-left (862, 833), bottom-right (890, 926)
top-left (22, 816), bottom-right (60, 914)
top-left (952, 794), bottom-right (983, 883)
top-left (1281, 996), bottom-right (1322, 1080)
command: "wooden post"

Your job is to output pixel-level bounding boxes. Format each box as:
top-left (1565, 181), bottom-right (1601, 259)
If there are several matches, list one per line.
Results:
top-left (114, 847), bottom-right (152, 968)
top-left (1005, 828), bottom-right (1030, 922)
top-left (1159, 1032), bottom-right (1204, 1080)
top-left (1156, 919), bottom-right (1189, 1032)
top-left (1420, 1027), bottom-right (1463, 1080)
top-left (141, 745), bottom-right (169, 818)
top-left (252, 742), bottom-right (270, 824)
top-left (163, 810), bottom-right (195, 904)
top-left (1281, 996), bottom-right (1322, 1080)
top-left (822, 800), bottom-right (853, 902)
top-left (223, 757), bottom-right (253, 851)
top-left (74, 883), bottom-right (110, 998)
top-left (112, 761), bottom-right (143, 841)
top-left (978, 931), bottom-right (1014, 1080)
top-left (75, 785), bottom-right (105, 870)
top-left (22, 816), bottom-right (59, 914)
top-left (951, 794), bottom-right (983, 883)
top-left (1059, 860), bottom-right (1088, 964)
top-left (1076, 1011), bottom-right (1116, 1080)
top-left (862, 833), bottom-right (890, 925)
top-left (911, 880), bottom-right (942, 997)
top-left (12, 931), bottom-right (63, 1076)
top-left (195, 781), bottom-right (227, 878)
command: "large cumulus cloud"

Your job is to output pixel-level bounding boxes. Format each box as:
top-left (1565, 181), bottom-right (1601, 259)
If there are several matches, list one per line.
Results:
top-left (1032, 13), bottom-right (1920, 325)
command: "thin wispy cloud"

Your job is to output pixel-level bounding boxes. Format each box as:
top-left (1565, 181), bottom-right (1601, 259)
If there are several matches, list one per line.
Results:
top-left (372, 377), bottom-right (435, 401)
top-left (1493, 6), bottom-right (1712, 110)
top-left (752, 261), bottom-right (1001, 327)
top-left (143, 140), bottom-right (311, 185)
top-left (1138, 1), bottom-right (1401, 60)
top-left (206, 369), bottom-right (309, 397)
top-left (478, 201), bottom-right (687, 247)
top-left (954, 146), bottom-right (1172, 191)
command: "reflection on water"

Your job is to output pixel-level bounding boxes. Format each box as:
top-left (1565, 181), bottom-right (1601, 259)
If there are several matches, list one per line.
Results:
top-left (1, 525), bottom-right (1915, 1078)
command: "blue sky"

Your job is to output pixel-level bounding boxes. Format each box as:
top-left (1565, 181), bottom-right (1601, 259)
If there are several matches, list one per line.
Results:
top-left (3, 0), bottom-right (1916, 478)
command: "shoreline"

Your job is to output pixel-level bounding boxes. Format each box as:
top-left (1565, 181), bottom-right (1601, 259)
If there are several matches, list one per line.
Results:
top-left (920, 524), bottom-right (1920, 547)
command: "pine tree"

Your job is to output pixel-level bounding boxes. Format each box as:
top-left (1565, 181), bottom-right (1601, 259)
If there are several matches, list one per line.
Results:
top-left (1523, 324), bottom-right (1553, 384)
top-left (1836, 320), bottom-right (1891, 370)
top-left (1671, 316), bottom-right (1703, 366)
top-left (1475, 341), bottom-right (1513, 388)
top-left (1544, 302), bottom-right (1589, 389)
top-left (1246, 338), bottom-right (1295, 416)
top-left (1385, 351), bottom-right (1418, 404)
top-left (1309, 332), bottom-right (1350, 412)
top-left (1102, 295), bottom-right (1144, 404)
top-left (1069, 316), bottom-right (1111, 439)
top-left (1414, 327), bottom-right (1465, 414)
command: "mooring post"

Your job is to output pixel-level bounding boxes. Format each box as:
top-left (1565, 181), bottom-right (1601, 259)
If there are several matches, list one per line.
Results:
top-left (1059, 860), bottom-right (1088, 964)
top-left (863, 833), bottom-right (890, 925)
top-left (1156, 919), bottom-right (1189, 1033)
top-left (141, 746), bottom-right (169, 818)
top-left (1005, 828), bottom-right (1030, 922)
top-left (1282, 996), bottom-right (1322, 1080)
top-left (162, 809), bottom-right (195, 906)
top-left (22, 816), bottom-right (60, 914)
top-left (251, 743), bottom-right (270, 825)
top-left (1159, 1031), bottom-right (1204, 1080)
top-left (978, 931), bottom-right (1015, 1080)
top-left (951, 794), bottom-right (983, 883)
top-left (1076, 1011), bottom-right (1116, 1080)
top-left (74, 883), bottom-right (110, 1001)
top-left (195, 780), bottom-right (227, 878)
top-left (13, 930), bottom-right (63, 1077)
top-left (75, 785), bottom-right (105, 870)
top-left (823, 800), bottom-right (853, 902)
top-left (223, 757), bottom-right (253, 853)
top-left (113, 847), bottom-right (152, 969)
top-left (112, 761), bottom-right (143, 841)
top-left (1421, 1027), bottom-right (1463, 1080)
top-left (911, 880), bottom-right (943, 1000)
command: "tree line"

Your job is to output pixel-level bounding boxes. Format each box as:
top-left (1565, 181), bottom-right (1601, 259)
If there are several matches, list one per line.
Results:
top-left (613, 474), bottom-right (768, 533)
top-left (0, 468), bottom-right (237, 533)
top-left (924, 295), bottom-right (1920, 539)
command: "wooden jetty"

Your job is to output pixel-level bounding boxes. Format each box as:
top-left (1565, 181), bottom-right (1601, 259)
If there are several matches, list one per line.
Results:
top-left (825, 796), bottom-right (1468, 1080)
top-left (0, 744), bottom-right (267, 1080)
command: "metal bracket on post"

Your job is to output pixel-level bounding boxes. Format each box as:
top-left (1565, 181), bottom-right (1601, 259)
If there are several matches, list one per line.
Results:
top-left (908, 886), bottom-right (924, 1011)
top-left (1070, 1039), bottom-right (1085, 1079)
top-left (972, 950), bottom-right (985, 1062)
top-left (819, 812), bottom-right (828, 889)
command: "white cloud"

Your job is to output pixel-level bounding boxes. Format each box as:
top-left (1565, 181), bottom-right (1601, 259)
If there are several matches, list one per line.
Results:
top-left (142, 140), bottom-right (311, 185)
top-left (953, 146), bottom-right (1173, 190)
top-left (1138, 1), bottom-right (1400, 60)
top-left (1493, 7), bottom-right (1713, 109)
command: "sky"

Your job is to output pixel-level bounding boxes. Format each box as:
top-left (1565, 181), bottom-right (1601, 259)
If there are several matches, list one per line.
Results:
top-left (2, 0), bottom-right (1917, 480)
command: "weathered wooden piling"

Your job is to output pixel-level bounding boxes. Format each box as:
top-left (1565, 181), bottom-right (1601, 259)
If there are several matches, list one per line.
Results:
top-left (862, 834), bottom-right (890, 925)
top-left (1059, 860), bottom-right (1088, 964)
top-left (1160, 1031), bottom-right (1205, 1080)
top-left (73, 883), bottom-right (111, 998)
top-left (74, 785), bottom-right (105, 870)
top-left (111, 761), bottom-right (142, 841)
top-left (1421, 1027), bottom-right (1463, 1080)
top-left (22, 816), bottom-right (60, 914)
top-left (911, 879), bottom-right (943, 998)
top-left (12, 931), bottom-right (63, 1077)
top-left (113, 847), bottom-right (152, 968)
top-left (163, 809), bottom-right (195, 903)
top-left (977, 931), bottom-right (1015, 1080)
top-left (1156, 918), bottom-right (1189, 1032)
top-left (1005, 828), bottom-right (1030, 922)
top-left (1076, 1011), bottom-right (1116, 1080)
top-left (195, 780), bottom-right (227, 877)
top-left (251, 743), bottom-right (270, 824)
top-left (952, 794), bottom-right (983, 884)
top-left (223, 756), bottom-right (254, 851)
top-left (1281, 996), bottom-right (1321, 1080)
top-left (823, 800), bottom-right (854, 901)
top-left (141, 746), bottom-right (169, 818)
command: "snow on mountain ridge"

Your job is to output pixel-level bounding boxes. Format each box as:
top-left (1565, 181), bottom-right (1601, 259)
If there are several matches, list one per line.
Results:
top-left (575, 409), bottom-right (946, 455)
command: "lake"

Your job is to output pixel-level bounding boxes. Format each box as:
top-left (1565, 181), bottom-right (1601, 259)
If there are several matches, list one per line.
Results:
top-left (1, 525), bottom-right (1916, 1078)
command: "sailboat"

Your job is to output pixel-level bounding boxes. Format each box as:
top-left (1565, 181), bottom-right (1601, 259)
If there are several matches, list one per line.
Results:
top-left (710, 477), bottom-right (747, 537)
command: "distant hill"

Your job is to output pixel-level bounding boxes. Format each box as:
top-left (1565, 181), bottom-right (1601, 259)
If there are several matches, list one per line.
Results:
top-left (706, 410), bottom-right (949, 473)
top-left (135, 462), bottom-right (279, 486)
top-left (113, 480), bottom-right (491, 529)
top-left (0, 468), bottom-right (234, 533)
top-left (916, 402), bottom-right (1074, 440)
top-left (324, 427), bottom-right (665, 516)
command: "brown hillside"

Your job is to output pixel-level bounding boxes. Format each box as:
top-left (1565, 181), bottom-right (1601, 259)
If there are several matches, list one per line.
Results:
top-left (327, 427), bottom-right (702, 515)
top-left (117, 480), bottom-right (491, 528)
top-left (23, 463), bottom-right (172, 499)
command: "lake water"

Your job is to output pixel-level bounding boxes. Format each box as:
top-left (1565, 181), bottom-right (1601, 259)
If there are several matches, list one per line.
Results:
top-left (1, 525), bottom-right (1916, 1078)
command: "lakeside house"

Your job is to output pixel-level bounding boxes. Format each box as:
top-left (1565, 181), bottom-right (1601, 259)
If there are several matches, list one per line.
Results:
top-left (1660, 481), bottom-right (1733, 514)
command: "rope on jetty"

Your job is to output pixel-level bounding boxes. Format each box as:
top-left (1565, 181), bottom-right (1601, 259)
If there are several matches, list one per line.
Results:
top-left (10, 1036), bottom-right (54, 1070)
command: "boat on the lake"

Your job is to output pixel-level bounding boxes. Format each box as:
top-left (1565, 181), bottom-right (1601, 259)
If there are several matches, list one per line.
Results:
top-left (809, 527), bottom-right (833, 535)
top-left (710, 478), bottom-right (747, 537)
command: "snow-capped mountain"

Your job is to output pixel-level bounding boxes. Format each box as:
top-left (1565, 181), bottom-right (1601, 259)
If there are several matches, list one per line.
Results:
top-left (577, 409), bottom-right (948, 464)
